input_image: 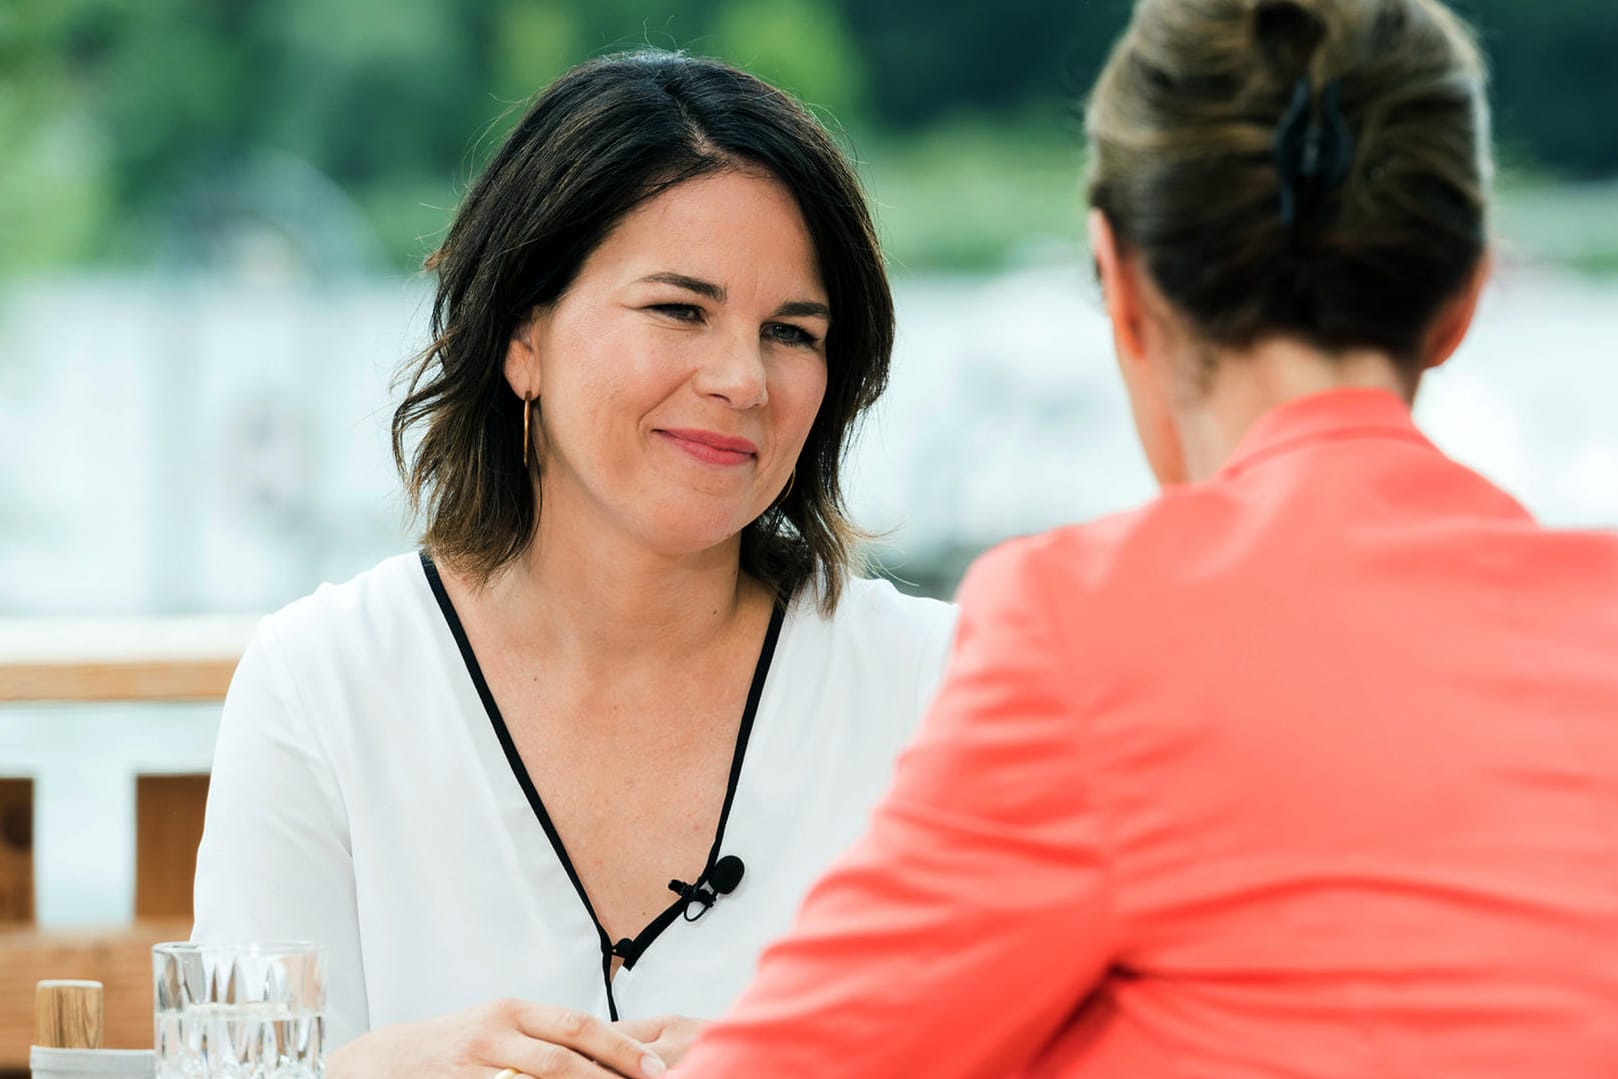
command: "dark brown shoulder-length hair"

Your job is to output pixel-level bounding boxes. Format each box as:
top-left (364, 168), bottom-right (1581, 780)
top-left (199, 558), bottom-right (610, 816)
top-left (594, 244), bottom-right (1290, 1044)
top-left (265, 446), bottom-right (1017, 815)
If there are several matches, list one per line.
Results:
top-left (393, 50), bottom-right (894, 613)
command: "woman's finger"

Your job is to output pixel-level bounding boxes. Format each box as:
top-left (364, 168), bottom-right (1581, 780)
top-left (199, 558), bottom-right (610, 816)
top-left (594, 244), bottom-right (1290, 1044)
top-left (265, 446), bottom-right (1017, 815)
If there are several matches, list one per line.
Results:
top-left (506, 1004), bottom-right (665, 1078)
top-left (607, 1018), bottom-right (664, 1044)
top-left (486, 1031), bottom-right (645, 1079)
top-left (626, 1016), bottom-right (706, 1068)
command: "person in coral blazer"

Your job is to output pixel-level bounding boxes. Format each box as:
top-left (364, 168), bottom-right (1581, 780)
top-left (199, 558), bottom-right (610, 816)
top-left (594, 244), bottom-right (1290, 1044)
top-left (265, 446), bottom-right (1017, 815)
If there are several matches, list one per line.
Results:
top-left (673, 0), bottom-right (1618, 1076)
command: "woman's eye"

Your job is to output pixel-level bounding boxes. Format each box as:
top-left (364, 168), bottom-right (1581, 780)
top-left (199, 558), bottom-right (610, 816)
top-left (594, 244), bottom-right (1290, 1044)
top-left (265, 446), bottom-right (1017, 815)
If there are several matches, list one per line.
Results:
top-left (764, 322), bottom-right (819, 347)
top-left (650, 304), bottom-right (703, 323)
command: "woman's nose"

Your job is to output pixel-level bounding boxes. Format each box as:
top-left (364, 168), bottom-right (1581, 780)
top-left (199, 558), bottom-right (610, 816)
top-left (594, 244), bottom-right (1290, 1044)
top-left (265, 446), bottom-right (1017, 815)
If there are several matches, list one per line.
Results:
top-left (693, 330), bottom-right (769, 409)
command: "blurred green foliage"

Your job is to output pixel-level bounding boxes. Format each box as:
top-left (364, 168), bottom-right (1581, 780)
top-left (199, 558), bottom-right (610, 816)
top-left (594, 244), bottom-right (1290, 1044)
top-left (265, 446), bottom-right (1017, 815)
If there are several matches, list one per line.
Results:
top-left (859, 120), bottom-right (1088, 272)
top-left (1455, 0), bottom-right (1618, 181)
top-left (1, 0), bottom-right (1615, 277)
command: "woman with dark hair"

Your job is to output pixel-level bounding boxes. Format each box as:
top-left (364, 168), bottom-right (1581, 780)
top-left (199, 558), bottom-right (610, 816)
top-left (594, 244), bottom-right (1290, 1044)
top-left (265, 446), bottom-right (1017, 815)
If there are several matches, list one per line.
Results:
top-left (190, 51), bottom-right (956, 1078)
top-left (676, 1), bottom-right (1618, 1075)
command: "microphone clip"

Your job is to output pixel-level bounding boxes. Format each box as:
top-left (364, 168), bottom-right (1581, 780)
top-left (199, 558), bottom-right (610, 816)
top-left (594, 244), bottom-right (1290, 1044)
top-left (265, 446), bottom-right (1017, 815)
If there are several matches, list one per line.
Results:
top-left (669, 878), bottom-right (717, 922)
top-left (668, 854), bottom-right (746, 923)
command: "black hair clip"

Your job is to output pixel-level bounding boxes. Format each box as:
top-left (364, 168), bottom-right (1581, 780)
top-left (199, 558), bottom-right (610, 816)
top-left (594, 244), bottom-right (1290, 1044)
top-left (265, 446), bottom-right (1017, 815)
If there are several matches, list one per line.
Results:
top-left (1273, 76), bottom-right (1354, 230)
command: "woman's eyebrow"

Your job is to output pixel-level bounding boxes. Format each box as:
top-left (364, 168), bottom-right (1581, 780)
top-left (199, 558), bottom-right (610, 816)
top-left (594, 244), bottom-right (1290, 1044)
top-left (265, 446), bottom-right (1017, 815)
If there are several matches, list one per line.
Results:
top-left (639, 272), bottom-right (829, 322)
top-left (774, 300), bottom-right (831, 320)
top-left (637, 271), bottom-right (725, 302)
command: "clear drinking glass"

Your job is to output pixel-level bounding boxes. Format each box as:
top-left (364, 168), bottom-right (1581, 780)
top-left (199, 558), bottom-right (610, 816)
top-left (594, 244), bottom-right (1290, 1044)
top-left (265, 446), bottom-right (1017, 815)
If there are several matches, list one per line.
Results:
top-left (152, 942), bottom-right (326, 1079)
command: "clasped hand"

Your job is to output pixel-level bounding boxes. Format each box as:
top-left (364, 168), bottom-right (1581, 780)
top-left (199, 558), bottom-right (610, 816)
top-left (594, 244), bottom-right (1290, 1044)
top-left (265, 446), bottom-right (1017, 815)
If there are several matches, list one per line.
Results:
top-left (325, 998), bottom-right (703, 1078)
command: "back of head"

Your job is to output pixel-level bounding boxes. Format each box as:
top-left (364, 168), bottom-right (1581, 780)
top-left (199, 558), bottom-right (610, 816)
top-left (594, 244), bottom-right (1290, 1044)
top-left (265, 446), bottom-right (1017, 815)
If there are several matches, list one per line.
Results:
top-left (1085, 0), bottom-right (1490, 367)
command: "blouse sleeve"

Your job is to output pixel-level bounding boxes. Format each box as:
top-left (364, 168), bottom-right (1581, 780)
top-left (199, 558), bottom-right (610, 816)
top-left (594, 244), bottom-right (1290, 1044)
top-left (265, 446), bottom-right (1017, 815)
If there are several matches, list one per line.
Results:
top-left (676, 541), bottom-right (1120, 1078)
top-left (190, 619), bottom-right (370, 1049)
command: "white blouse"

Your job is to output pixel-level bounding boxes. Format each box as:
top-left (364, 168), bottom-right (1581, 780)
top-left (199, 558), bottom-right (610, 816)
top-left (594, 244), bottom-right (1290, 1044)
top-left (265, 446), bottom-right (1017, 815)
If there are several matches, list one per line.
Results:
top-left (191, 553), bottom-right (957, 1048)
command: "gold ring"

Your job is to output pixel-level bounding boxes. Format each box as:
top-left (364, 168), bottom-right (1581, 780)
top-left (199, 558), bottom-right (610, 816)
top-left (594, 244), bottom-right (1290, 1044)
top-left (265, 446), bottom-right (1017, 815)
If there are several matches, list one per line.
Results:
top-left (494, 1069), bottom-right (519, 1079)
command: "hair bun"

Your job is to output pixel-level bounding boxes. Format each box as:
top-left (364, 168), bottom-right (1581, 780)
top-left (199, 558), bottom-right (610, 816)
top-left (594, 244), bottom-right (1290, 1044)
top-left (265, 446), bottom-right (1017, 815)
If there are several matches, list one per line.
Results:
top-left (1086, 0), bottom-right (1489, 365)
top-left (1253, 0), bottom-right (1329, 79)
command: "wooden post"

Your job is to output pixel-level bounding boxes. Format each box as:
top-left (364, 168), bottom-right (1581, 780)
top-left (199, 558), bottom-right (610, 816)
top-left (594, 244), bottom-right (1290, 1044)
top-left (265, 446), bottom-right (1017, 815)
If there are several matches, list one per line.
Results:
top-left (0, 779), bottom-right (32, 924)
top-left (134, 775), bottom-right (211, 920)
top-left (35, 980), bottom-right (103, 1050)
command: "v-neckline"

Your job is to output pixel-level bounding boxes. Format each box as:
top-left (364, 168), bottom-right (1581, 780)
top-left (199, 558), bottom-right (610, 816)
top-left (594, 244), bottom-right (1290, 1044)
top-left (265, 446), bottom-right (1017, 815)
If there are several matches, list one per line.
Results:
top-left (419, 551), bottom-right (788, 1019)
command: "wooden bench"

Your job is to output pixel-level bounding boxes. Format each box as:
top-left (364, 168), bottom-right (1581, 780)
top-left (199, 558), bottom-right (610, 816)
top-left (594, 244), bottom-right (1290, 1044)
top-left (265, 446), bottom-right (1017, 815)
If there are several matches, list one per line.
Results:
top-left (0, 617), bottom-right (252, 1075)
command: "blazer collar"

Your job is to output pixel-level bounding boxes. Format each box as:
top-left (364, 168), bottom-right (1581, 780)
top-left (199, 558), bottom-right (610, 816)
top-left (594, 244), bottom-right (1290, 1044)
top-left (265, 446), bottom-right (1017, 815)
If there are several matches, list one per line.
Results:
top-left (1218, 387), bottom-right (1434, 479)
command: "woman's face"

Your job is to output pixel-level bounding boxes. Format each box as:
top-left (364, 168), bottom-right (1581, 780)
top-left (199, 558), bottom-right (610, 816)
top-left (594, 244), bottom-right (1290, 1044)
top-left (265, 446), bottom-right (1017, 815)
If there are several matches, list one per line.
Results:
top-left (508, 169), bottom-right (829, 558)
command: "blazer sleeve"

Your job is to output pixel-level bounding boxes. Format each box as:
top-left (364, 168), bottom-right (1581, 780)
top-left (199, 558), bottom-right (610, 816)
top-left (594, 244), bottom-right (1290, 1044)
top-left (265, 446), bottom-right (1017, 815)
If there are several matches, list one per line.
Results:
top-left (677, 540), bottom-right (1119, 1078)
top-left (190, 619), bottom-right (371, 1048)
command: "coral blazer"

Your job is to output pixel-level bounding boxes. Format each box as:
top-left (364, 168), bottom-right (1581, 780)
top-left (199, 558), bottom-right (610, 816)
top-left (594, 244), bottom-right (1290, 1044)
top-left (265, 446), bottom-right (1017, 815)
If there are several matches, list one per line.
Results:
top-left (677, 388), bottom-right (1618, 1078)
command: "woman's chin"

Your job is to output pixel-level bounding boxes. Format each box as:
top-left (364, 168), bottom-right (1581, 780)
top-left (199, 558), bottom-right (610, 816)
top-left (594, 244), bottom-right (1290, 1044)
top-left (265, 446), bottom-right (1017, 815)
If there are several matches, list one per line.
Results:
top-left (635, 502), bottom-right (762, 557)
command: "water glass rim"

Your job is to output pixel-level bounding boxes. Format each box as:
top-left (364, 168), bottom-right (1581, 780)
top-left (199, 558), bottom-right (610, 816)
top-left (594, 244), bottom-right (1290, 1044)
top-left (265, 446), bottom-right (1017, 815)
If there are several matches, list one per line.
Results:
top-left (152, 940), bottom-right (325, 958)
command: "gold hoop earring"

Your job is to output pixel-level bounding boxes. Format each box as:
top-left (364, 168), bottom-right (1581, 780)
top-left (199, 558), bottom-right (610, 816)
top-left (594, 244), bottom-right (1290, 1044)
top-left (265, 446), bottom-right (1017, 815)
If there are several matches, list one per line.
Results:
top-left (776, 468), bottom-right (796, 507)
top-left (521, 394), bottom-right (532, 470)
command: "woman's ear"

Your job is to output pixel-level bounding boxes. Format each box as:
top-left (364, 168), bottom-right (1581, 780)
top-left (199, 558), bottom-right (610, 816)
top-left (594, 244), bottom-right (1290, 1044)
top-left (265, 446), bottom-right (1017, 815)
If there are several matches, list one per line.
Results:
top-left (1088, 209), bottom-right (1149, 365)
top-left (504, 307), bottom-right (543, 399)
top-left (1422, 248), bottom-right (1492, 371)
top-left (1088, 208), bottom-right (1190, 488)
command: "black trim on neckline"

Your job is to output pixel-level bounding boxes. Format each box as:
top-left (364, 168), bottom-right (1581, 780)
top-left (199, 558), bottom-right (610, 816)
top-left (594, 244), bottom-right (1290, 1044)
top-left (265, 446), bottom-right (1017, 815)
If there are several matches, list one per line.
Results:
top-left (418, 551), bottom-right (786, 1019)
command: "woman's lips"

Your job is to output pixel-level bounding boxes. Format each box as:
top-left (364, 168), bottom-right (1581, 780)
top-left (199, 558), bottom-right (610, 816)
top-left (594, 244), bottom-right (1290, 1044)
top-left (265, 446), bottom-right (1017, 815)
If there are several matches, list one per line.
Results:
top-left (655, 428), bottom-right (759, 467)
